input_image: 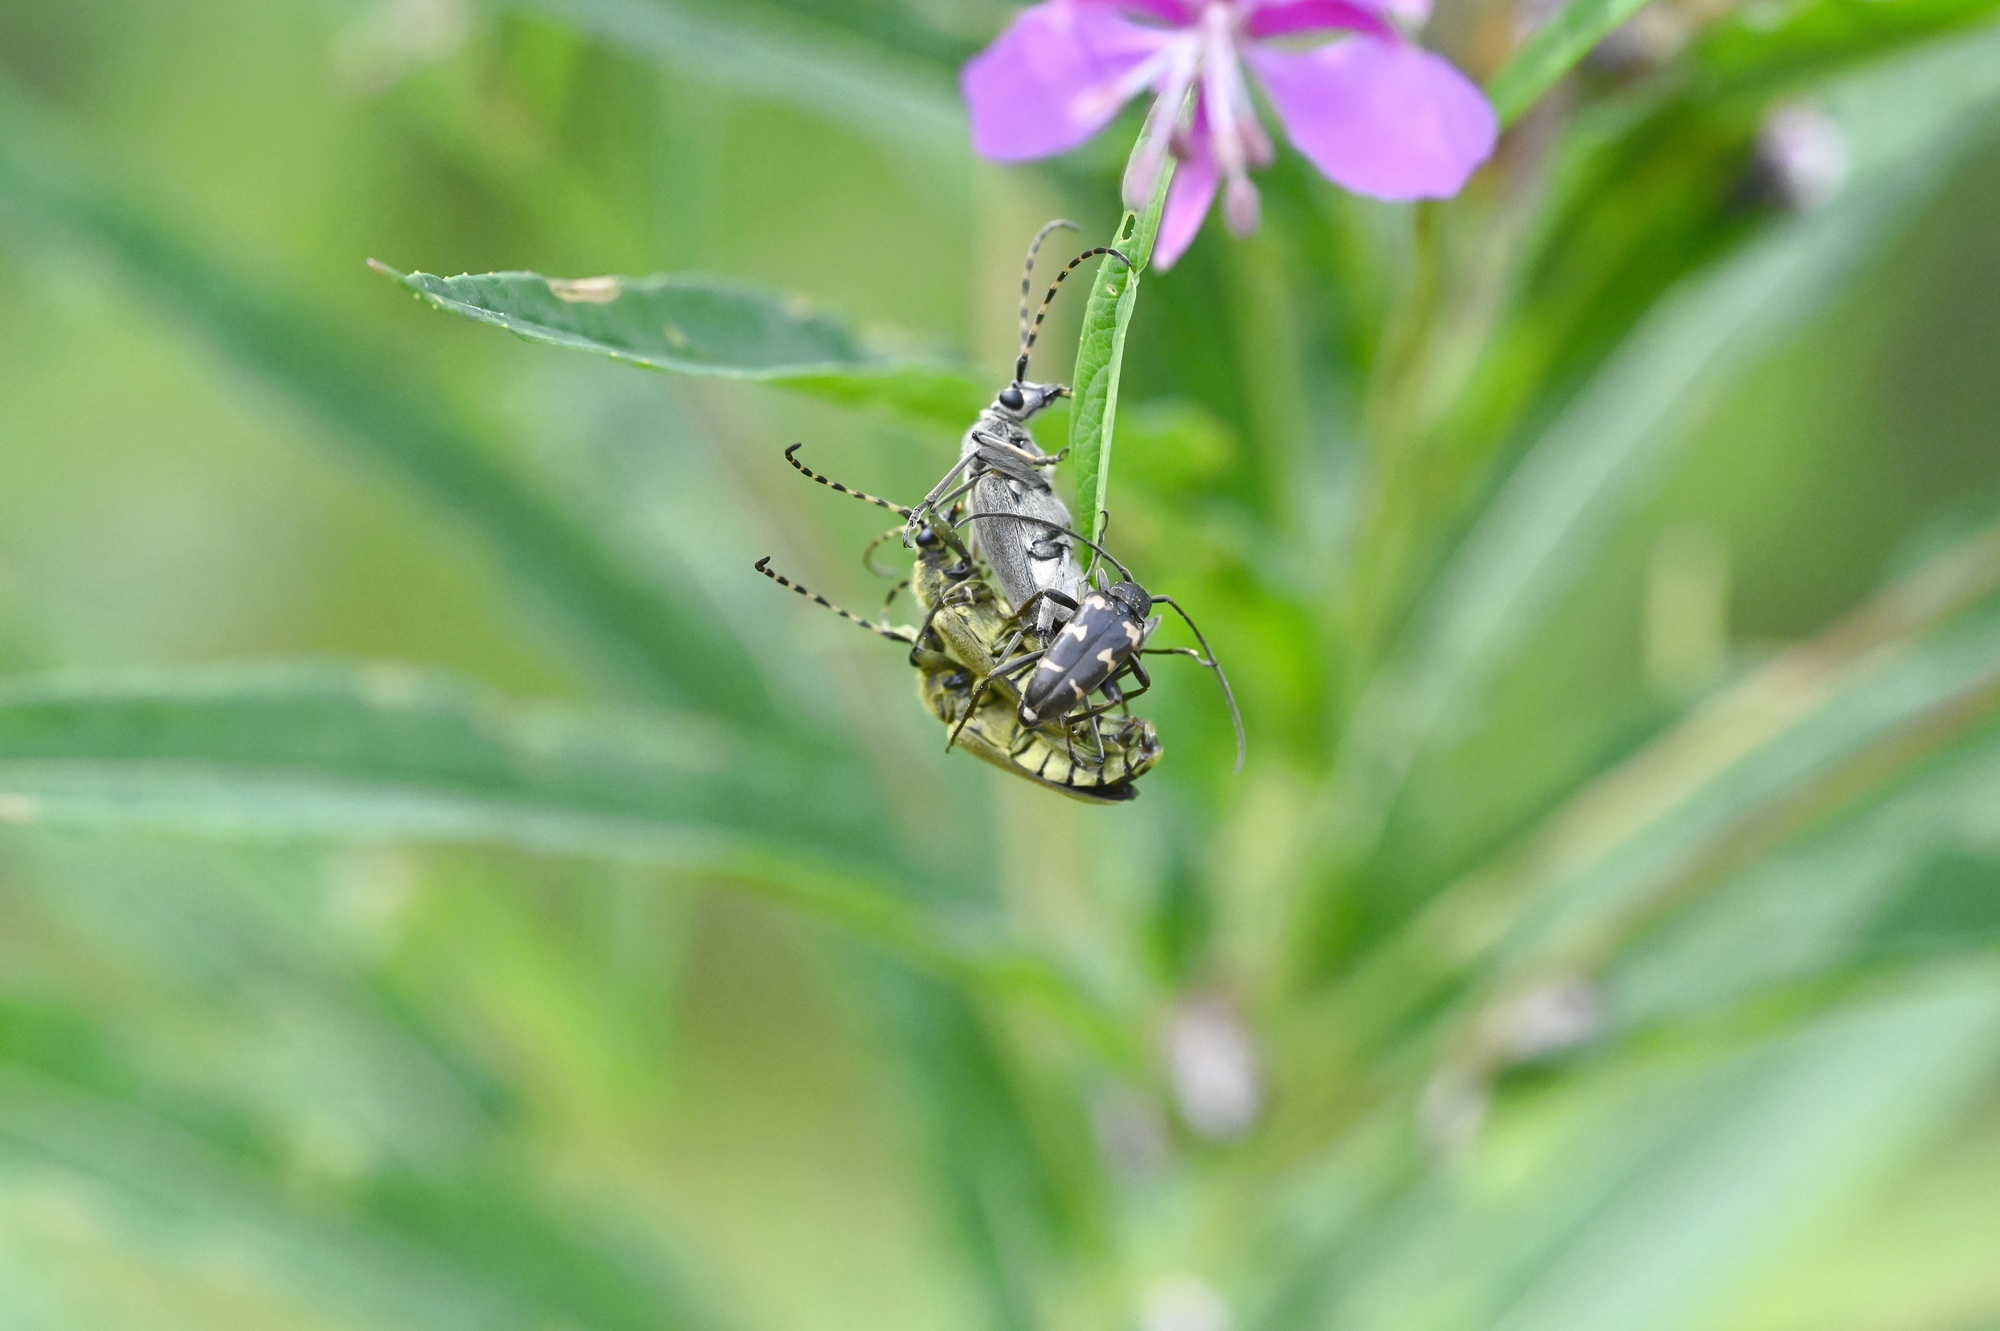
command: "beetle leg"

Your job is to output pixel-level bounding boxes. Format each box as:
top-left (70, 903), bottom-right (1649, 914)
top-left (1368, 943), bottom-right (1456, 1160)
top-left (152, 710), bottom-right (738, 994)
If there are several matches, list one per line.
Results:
top-left (949, 650), bottom-right (1043, 753)
top-left (1003, 587), bottom-right (1082, 643)
top-left (1058, 659), bottom-right (1152, 726)
top-left (906, 454), bottom-right (975, 542)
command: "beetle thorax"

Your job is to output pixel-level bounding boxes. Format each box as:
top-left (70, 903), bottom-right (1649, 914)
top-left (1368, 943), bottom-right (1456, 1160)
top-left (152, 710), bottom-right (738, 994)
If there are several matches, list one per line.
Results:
top-left (1106, 581), bottom-right (1151, 615)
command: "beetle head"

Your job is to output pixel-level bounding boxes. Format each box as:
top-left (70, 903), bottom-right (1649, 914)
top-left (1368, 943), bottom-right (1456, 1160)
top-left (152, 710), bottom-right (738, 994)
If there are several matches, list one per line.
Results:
top-left (994, 377), bottom-right (1068, 422)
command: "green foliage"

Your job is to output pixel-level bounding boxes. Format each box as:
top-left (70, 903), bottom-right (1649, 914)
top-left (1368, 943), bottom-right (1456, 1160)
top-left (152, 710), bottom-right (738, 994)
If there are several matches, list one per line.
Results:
top-left (1069, 166), bottom-right (1174, 545)
top-left (1487, 0), bottom-right (1655, 124)
top-left (379, 264), bottom-right (989, 427)
top-left (5, 1), bottom-right (2000, 1330)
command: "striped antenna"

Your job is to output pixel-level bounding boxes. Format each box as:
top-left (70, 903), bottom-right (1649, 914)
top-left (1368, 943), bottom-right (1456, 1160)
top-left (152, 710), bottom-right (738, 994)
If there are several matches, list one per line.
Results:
top-left (1018, 247), bottom-right (1134, 384)
top-left (785, 443), bottom-right (912, 517)
top-left (1018, 220), bottom-right (1079, 357)
top-left (755, 558), bottom-right (914, 644)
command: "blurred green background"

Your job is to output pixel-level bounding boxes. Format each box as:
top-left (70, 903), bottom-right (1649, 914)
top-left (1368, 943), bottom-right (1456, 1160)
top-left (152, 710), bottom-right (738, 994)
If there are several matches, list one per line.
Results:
top-left (4, 0), bottom-right (2000, 1329)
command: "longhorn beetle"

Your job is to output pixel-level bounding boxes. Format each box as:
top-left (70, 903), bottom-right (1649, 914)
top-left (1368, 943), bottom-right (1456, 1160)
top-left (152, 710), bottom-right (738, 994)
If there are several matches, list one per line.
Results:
top-left (903, 221), bottom-right (1132, 635)
top-left (952, 514), bottom-right (1248, 772)
top-left (756, 448), bottom-right (1160, 800)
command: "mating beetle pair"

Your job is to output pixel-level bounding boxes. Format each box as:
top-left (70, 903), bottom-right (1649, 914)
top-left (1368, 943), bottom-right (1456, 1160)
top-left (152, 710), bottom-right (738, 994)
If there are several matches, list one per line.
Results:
top-left (756, 450), bottom-right (1160, 801)
top-left (756, 220), bottom-right (1245, 795)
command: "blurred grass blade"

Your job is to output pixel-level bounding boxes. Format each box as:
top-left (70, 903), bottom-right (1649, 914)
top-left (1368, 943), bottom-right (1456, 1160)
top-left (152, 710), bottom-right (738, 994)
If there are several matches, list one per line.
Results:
top-left (0, 1059), bottom-right (731, 1331)
top-left (1068, 165), bottom-right (1172, 545)
top-left (1353, 517), bottom-right (2000, 1051)
top-left (1609, 711), bottom-right (2000, 1030)
top-left (500, 0), bottom-right (966, 154)
top-left (1335, 26), bottom-right (2000, 840)
top-left (1487, 0), bottom-right (1655, 125)
top-left (866, 971), bottom-right (1077, 1331)
top-left (1288, 972), bottom-right (2000, 1331)
top-left (0, 666), bottom-right (978, 972)
top-left (0, 88), bottom-right (773, 727)
top-left (376, 265), bottom-right (989, 428)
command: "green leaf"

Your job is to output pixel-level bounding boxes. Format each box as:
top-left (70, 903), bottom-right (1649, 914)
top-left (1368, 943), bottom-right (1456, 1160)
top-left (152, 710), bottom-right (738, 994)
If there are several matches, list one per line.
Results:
top-left (0, 88), bottom-right (777, 727)
top-left (1335, 26), bottom-right (2000, 846)
top-left (1328, 516), bottom-right (2000, 1064)
top-left (0, 666), bottom-right (1128, 1059)
top-left (374, 265), bottom-right (989, 428)
top-left (1608, 717), bottom-right (2000, 1030)
top-left (0, 1049), bottom-right (730, 1331)
top-left (0, 666), bottom-right (969, 970)
top-left (1361, 975), bottom-right (2000, 1331)
top-left (1487, 0), bottom-right (1657, 125)
top-left (1068, 166), bottom-right (1173, 545)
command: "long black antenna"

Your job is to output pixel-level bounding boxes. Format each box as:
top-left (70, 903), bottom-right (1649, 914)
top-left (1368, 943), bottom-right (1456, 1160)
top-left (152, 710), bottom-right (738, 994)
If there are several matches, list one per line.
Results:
top-left (755, 557), bottom-right (915, 644)
top-left (785, 443), bottom-right (913, 518)
top-left (1019, 220), bottom-right (1078, 358)
top-left (1016, 246), bottom-right (1134, 385)
top-left (1149, 594), bottom-right (1248, 773)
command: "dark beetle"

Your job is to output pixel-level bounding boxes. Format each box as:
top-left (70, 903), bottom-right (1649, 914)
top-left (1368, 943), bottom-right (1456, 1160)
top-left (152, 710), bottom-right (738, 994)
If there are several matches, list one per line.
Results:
top-left (958, 523), bottom-right (1248, 772)
top-left (1021, 581), bottom-right (1160, 726)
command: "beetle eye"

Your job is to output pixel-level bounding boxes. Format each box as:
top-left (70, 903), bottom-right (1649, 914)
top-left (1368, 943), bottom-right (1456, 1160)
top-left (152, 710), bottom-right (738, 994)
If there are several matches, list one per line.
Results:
top-left (915, 526), bottom-right (938, 548)
top-left (998, 385), bottom-right (1025, 411)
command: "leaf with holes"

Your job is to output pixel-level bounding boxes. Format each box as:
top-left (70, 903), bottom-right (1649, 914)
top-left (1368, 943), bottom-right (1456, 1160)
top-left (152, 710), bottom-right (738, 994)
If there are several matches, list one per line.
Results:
top-left (375, 265), bottom-right (989, 429)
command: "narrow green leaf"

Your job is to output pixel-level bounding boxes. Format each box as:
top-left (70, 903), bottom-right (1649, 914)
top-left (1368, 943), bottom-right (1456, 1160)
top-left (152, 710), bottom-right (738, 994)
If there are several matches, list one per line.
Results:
top-left (1069, 165), bottom-right (1174, 545)
top-left (0, 89), bottom-right (774, 726)
top-left (1325, 517), bottom-right (2000, 1067)
top-left (0, 667), bottom-right (953, 968)
top-left (1347, 521), bottom-right (2000, 1058)
top-left (1335, 27), bottom-right (2000, 841)
top-left (0, 1058), bottom-right (732, 1331)
top-left (374, 265), bottom-right (989, 428)
top-left (1609, 716), bottom-right (2000, 1030)
top-left (1267, 973), bottom-right (2000, 1331)
top-left (1487, 0), bottom-right (1656, 125)
top-left (0, 666), bottom-right (1125, 1049)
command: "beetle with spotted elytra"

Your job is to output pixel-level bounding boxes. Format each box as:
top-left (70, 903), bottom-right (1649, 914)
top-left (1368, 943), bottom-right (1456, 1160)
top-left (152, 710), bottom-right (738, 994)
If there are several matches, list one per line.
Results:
top-left (952, 513), bottom-right (1247, 773)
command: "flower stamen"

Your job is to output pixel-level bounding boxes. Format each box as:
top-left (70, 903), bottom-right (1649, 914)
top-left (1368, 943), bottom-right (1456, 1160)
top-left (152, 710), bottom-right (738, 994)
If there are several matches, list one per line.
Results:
top-left (1121, 36), bottom-right (1203, 209)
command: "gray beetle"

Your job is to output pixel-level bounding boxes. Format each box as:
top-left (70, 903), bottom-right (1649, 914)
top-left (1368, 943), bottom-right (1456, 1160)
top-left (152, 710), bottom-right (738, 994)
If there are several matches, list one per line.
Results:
top-left (903, 221), bottom-right (1131, 635)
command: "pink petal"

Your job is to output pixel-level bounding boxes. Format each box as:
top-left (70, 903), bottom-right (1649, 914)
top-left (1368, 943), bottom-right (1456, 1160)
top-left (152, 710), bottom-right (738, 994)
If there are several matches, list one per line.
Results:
top-left (1246, 38), bottom-right (1495, 200)
top-left (1076, 0), bottom-right (1198, 22)
top-left (1152, 136), bottom-right (1220, 270)
top-left (1245, 0), bottom-right (1398, 41)
top-left (963, 2), bottom-right (1173, 161)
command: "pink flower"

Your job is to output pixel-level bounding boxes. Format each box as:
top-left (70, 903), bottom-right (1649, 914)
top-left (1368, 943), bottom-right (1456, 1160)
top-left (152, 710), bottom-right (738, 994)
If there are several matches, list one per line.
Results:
top-left (963, 0), bottom-right (1498, 267)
